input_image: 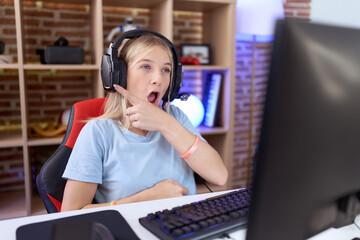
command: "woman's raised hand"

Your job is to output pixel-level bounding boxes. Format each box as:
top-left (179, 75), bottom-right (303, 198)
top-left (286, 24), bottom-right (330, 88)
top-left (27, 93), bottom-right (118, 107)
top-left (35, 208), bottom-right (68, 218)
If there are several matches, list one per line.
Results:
top-left (114, 84), bottom-right (169, 131)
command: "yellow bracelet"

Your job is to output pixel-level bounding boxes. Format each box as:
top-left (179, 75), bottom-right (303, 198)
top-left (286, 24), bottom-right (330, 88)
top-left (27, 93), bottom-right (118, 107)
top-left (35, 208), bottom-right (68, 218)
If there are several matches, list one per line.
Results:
top-left (180, 135), bottom-right (200, 159)
top-left (110, 200), bottom-right (116, 206)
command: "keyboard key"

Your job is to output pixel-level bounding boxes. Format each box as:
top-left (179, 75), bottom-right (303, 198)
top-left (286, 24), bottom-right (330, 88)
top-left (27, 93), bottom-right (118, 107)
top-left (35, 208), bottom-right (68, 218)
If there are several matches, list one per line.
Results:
top-left (230, 212), bottom-right (240, 219)
top-left (198, 220), bottom-right (209, 229)
top-left (172, 228), bottom-right (184, 238)
top-left (189, 223), bottom-right (200, 232)
top-left (214, 216), bottom-right (223, 224)
top-left (146, 213), bottom-right (155, 221)
top-left (160, 223), bottom-right (175, 234)
top-left (206, 218), bottom-right (216, 226)
top-left (181, 226), bottom-right (192, 234)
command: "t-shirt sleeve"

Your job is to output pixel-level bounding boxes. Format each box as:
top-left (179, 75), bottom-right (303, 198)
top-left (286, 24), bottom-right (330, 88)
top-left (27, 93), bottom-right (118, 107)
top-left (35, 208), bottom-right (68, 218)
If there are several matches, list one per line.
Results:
top-left (170, 105), bottom-right (206, 142)
top-left (62, 120), bottom-right (104, 184)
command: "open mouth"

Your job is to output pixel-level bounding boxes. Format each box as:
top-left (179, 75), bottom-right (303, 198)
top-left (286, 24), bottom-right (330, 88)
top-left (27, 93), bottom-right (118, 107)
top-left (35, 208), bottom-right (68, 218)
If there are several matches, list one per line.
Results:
top-left (147, 91), bottom-right (159, 105)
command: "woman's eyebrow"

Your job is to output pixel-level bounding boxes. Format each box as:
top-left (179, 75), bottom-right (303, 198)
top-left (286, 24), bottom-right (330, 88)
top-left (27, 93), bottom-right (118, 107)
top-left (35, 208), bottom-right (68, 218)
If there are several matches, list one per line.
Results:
top-left (136, 59), bottom-right (171, 66)
top-left (136, 58), bottom-right (153, 64)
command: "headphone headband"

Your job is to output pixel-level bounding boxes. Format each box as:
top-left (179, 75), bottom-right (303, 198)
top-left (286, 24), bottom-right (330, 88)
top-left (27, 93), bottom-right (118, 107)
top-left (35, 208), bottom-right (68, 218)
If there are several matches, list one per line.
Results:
top-left (101, 29), bottom-right (183, 103)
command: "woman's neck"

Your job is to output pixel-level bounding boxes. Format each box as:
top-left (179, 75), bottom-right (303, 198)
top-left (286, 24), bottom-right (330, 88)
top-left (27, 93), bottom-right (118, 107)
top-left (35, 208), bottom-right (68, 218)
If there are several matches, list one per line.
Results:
top-left (128, 126), bottom-right (149, 137)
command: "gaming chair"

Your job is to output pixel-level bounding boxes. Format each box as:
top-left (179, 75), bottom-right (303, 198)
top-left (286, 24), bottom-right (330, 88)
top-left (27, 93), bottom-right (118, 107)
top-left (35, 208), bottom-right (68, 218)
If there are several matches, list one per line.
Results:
top-left (36, 98), bottom-right (106, 213)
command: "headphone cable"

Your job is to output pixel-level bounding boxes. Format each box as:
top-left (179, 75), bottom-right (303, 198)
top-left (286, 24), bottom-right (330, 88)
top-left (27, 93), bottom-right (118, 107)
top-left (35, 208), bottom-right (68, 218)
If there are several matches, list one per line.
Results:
top-left (203, 181), bottom-right (213, 193)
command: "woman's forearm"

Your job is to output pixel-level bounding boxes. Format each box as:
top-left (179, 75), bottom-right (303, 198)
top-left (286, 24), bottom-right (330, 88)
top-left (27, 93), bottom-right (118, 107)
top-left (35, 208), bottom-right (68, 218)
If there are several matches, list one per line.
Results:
top-left (158, 115), bottom-right (228, 186)
top-left (63, 179), bottom-right (189, 211)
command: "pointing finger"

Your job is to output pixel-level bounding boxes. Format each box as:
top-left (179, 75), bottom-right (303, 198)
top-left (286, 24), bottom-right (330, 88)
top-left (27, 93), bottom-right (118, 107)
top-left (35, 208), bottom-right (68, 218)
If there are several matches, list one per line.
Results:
top-left (182, 186), bottom-right (189, 195)
top-left (113, 84), bottom-right (139, 105)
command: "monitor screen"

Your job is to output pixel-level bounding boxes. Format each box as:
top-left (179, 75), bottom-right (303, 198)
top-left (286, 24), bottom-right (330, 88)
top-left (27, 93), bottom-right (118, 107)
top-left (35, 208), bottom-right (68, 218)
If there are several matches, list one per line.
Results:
top-left (246, 19), bottom-right (360, 240)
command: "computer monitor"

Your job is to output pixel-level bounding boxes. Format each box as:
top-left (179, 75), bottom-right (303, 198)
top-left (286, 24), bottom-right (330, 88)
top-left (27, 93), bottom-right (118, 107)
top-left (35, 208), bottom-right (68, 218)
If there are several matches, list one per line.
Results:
top-left (246, 19), bottom-right (360, 240)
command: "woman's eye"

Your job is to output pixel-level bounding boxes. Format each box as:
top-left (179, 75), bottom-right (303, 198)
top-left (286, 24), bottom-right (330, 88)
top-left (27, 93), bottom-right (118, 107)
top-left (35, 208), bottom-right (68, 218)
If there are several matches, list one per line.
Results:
top-left (163, 68), bottom-right (171, 73)
top-left (141, 65), bottom-right (151, 70)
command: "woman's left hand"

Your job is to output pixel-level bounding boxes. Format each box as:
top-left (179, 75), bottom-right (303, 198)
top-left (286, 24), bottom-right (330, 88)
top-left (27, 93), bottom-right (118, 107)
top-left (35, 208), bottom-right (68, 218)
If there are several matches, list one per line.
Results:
top-left (114, 84), bottom-right (169, 131)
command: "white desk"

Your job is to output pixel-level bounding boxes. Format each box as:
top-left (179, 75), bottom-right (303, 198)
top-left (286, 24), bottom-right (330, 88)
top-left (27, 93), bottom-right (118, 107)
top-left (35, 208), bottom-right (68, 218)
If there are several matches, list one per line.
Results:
top-left (1, 190), bottom-right (359, 240)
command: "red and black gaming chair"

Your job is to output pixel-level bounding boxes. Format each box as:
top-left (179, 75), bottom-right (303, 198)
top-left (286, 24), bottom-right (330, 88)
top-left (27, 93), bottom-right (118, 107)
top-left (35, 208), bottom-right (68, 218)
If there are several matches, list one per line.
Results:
top-left (36, 98), bottom-right (106, 213)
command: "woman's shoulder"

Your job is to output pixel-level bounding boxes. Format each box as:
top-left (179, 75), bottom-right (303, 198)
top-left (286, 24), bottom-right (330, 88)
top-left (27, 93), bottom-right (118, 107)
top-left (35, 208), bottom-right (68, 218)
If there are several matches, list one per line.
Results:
top-left (169, 105), bottom-right (186, 118)
top-left (79, 119), bottom-right (121, 140)
top-left (85, 118), bottom-right (119, 130)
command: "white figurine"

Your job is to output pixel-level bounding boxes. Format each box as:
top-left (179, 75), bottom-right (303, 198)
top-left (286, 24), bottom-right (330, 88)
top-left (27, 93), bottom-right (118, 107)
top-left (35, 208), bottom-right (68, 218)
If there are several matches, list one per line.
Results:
top-left (106, 17), bottom-right (140, 42)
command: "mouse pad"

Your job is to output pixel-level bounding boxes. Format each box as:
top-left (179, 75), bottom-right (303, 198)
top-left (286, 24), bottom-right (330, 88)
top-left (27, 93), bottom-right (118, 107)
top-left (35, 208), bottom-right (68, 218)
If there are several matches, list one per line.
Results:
top-left (16, 210), bottom-right (140, 240)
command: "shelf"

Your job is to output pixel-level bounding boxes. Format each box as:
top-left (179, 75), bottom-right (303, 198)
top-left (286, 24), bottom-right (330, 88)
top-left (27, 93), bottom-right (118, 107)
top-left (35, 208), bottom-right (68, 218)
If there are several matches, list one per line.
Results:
top-left (37, 0), bottom-right (167, 8)
top-left (23, 64), bottom-right (99, 70)
top-left (0, 132), bottom-right (63, 148)
top-left (174, 0), bottom-right (235, 12)
top-left (28, 137), bottom-right (63, 147)
top-left (0, 131), bottom-right (23, 148)
top-left (0, 64), bottom-right (19, 69)
top-left (38, 0), bottom-right (91, 4)
top-left (0, 64), bottom-right (99, 70)
top-left (103, 0), bottom-right (166, 8)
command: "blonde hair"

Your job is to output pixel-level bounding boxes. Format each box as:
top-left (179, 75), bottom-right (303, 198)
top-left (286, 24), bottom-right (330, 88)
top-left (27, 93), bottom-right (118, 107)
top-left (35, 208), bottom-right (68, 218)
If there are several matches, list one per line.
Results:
top-left (96, 34), bottom-right (174, 129)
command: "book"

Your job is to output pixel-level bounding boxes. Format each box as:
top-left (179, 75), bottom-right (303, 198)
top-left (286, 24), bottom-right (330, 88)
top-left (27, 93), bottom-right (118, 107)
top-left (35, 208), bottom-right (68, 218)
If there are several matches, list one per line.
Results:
top-left (203, 73), bottom-right (222, 127)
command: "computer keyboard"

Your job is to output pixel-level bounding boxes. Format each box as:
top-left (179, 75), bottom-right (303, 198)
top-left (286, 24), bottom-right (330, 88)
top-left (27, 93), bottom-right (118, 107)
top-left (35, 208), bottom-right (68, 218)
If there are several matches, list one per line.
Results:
top-left (139, 187), bottom-right (252, 240)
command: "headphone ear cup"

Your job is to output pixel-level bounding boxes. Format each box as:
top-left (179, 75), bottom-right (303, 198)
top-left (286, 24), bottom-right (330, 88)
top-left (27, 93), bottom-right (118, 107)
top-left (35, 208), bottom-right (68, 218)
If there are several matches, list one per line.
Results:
top-left (109, 55), bottom-right (127, 92)
top-left (171, 65), bottom-right (183, 102)
top-left (166, 46), bottom-right (183, 103)
top-left (101, 54), bottom-right (114, 92)
top-left (118, 57), bottom-right (127, 89)
top-left (109, 55), bottom-right (120, 92)
top-left (163, 62), bottom-right (183, 103)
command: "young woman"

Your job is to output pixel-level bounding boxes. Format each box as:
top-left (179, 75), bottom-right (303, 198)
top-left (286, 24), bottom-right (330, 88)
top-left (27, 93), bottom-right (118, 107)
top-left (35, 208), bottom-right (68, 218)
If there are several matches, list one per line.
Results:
top-left (61, 33), bottom-right (228, 211)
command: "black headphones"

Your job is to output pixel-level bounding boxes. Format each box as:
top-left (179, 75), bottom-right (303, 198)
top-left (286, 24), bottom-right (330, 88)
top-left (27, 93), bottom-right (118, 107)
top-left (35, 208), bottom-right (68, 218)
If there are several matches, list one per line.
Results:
top-left (101, 29), bottom-right (183, 103)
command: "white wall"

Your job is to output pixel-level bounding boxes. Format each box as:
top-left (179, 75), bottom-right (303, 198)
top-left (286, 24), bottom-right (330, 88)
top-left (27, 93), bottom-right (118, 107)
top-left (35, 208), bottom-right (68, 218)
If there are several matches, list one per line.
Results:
top-left (311, 0), bottom-right (360, 29)
top-left (236, 0), bottom-right (284, 36)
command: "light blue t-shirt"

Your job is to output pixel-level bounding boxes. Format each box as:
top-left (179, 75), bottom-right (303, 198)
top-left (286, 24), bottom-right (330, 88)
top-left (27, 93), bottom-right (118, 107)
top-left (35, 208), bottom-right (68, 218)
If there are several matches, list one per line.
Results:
top-left (62, 105), bottom-right (203, 203)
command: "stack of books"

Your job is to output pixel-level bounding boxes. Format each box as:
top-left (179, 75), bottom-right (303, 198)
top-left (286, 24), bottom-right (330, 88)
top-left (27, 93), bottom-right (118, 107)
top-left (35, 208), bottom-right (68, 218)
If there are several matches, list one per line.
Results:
top-left (202, 73), bottom-right (222, 127)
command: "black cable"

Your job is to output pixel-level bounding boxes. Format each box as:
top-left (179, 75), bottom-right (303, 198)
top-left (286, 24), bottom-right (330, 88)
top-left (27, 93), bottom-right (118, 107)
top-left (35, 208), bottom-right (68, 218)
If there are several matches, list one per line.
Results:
top-left (203, 181), bottom-right (213, 193)
top-left (220, 233), bottom-right (236, 239)
top-left (194, 172), bottom-right (213, 192)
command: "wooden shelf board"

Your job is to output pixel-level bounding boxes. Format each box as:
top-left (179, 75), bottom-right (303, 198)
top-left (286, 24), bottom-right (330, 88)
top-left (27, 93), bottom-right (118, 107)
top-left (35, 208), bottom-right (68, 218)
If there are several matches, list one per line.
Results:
top-left (23, 64), bottom-right (98, 70)
top-left (0, 131), bottom-right (23, 148)
top-left (28, 137), bottom-right (63, 147)
top-left (37, 0), bottom-right (178, 9)
top-left (22, 0), bottom-right (235, 15)
top-left (36, 0), bottom-right (90, 5)
top-left (103, 0), bottom-right (165, 9)
top-left (174, 0), bottom-right (235, 12)
top-left (0, 64), bottom-right (19, 69)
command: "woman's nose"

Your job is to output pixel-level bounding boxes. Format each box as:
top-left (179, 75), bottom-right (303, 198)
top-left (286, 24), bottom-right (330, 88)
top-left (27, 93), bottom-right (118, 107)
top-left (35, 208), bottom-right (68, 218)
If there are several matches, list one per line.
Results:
top-left (150, 70), bottom-right (162, 85)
